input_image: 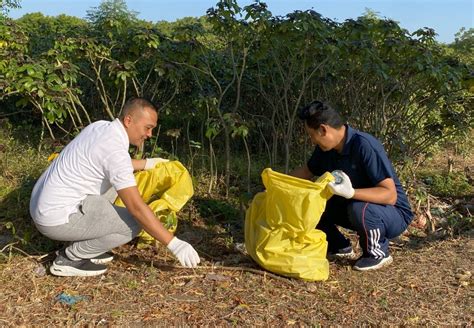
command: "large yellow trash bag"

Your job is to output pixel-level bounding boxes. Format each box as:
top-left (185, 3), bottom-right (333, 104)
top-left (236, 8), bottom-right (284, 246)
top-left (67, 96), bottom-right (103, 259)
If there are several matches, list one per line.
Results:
top-left (115, 161), bottom-right (194, 245)
top-left (245, 168), bottom-right (334, 281)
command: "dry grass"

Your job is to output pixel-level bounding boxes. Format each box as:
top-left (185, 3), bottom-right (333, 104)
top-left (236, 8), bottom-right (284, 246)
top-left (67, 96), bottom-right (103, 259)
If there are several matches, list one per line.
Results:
top-left (1, 129), bottom-right (472, 326)
top-left (1, 211), bottom-right (472, 326)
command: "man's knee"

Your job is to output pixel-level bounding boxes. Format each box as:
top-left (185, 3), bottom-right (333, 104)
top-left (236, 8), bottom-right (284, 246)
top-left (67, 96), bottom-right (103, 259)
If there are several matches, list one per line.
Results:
top-left (112, 205), bottom-right (141, 235)
top-left (347, 200), bottom-right (369, 229)
top-left (130, 222), bottom-right (142, 238)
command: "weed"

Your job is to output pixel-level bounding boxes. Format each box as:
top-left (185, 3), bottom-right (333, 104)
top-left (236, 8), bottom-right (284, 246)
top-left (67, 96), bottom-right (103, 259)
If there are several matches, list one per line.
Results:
top-left (377, 296), bottom-right (389, 310)
top-left (419, 170), bottom-right (473, 197)
top-left (445, 212), bottom-right (473, 237)
top-left (125, 280), bottom-right (139, 289)
top-left (196, 198), bottom-right (240, 225)
top-left (111, 310), bottom-right (125, 318)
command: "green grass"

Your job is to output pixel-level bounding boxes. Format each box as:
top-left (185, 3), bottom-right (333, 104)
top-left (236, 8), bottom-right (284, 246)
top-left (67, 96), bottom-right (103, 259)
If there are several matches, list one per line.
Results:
top-left (0, 123), bottom-right (54, 254)
top-left (418, 170), bottom-right (473, 197)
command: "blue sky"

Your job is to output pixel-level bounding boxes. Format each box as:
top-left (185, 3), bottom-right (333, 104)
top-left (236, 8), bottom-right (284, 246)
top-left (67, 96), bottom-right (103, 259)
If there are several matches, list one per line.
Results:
top-left (8, 0), bottom-right (474, 44)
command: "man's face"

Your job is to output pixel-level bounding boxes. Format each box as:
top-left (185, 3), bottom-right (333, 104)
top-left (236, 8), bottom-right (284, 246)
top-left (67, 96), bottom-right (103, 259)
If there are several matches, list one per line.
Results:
top-left (124, 107), bottom-right (158, 147)
top-left (305, 123), bottom-right (333, 151)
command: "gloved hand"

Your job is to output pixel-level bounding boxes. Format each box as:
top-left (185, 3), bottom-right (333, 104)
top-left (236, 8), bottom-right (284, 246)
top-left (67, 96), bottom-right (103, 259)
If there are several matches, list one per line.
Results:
top-left (166, 236), bottom-right (200, 268)
top-left (144, 157), bottom-right (169, 170)
top-left (328, 170), bottom-right (355, 199)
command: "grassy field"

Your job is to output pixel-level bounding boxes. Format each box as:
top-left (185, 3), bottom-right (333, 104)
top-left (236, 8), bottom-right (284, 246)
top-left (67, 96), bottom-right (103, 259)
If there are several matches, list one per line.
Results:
top-left (0, 124), bottom-right (472, 326)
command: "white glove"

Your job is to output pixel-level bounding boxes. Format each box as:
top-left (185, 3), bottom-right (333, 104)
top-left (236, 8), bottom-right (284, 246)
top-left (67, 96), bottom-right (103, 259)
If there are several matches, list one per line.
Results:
top-left (144, 157), bottom-right (169, 170)
top-left (167, 236), bottom-right (200, 268)
top-left (328, 170), bottom-right (355, 199)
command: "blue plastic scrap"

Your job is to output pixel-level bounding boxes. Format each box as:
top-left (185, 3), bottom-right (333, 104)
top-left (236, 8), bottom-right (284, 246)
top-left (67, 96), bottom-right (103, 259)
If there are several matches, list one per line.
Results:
top-left (56, 292), bottom-right (87, 306)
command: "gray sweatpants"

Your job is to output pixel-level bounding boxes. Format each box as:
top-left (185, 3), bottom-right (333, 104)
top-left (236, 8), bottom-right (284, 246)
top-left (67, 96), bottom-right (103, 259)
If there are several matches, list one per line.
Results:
top-left (35, 189), bottom-right (141, 261)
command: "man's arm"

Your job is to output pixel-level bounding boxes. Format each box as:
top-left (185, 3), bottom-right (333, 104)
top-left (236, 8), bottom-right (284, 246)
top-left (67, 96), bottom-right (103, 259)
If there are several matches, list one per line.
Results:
top-left (131, 159), bottom-right (146, 171)
top-left (116, 186), bottom-right (173, 245)
top-left (330, 173), bottom-right (397, 206)
top-left (289, 164), bottom-right (315, 180)
top-left (116, 185), bottom-right (200, 268)
top-left (132, 158), bottom-right (170, 171)
top-left (353, 178), bottom-right (397, 205)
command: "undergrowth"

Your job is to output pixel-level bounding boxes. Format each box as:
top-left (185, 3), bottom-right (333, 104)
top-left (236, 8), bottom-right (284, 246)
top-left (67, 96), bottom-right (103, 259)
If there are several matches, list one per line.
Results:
top-left (0, 121), bottom-right (57, 258)
top-left (0, 119), bottom-right (472, 260)
top-left (418, 171), bottom-right (473, 197)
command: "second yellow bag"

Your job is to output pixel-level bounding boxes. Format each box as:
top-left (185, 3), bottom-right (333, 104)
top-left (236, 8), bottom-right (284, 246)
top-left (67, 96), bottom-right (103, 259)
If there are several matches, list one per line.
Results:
top-left (245, 168), bottom-right (334, 281)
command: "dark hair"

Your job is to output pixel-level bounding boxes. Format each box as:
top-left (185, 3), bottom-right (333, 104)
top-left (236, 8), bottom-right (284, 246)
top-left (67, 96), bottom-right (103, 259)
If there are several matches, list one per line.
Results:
top-left (119, 98), bottom-right (158, 120)
top-left (298, 100), bottom-right (344, 129)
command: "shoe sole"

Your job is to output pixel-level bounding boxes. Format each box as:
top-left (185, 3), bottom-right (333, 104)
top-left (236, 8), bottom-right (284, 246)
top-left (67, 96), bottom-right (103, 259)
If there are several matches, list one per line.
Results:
top-left (353, 255), bottom-right (393, 271)
top-left (328, 250), bottom-right (357, 261)
top-left (50, 264), bottom-right (107, 277)
top-left (90, 256), bottom-right (113, 265)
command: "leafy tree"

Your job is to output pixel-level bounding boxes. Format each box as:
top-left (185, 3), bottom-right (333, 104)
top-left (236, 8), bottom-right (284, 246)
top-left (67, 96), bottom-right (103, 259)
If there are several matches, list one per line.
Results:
top-left (16, 13), bottom-right (87, 57)
top-left (164, 0), bottom-right (265, 195)
top-left (450, 27), bottom-right (473, 76)
top-left (1, 0), bottom-right (471, 191)
top-left (87, 0), bottom-right (138, 40)
top-left (1, 18), bottom-right (89, 142)
top-left (243, 8), bottom-right (338, 171)
top-left (327, 13), bottom-right (472, 175)
top-left (0, 0), bottom-right (20, 17)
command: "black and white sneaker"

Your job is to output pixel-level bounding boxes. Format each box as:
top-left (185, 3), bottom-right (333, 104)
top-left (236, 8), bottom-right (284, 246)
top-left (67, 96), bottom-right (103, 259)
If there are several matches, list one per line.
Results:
top-left (55, 250), bottom-right (114, 264)
top-left (353, 255), bottom-right (393, 271)
top-left (50, 250), bottom-right (107, 277)
top-left (327, 245), bottom-right (356, 261)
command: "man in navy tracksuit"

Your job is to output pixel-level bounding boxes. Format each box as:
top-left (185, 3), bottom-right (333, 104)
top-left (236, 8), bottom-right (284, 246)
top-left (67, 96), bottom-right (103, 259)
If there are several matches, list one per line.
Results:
top-left (291, 100), bottom-right (413, 271)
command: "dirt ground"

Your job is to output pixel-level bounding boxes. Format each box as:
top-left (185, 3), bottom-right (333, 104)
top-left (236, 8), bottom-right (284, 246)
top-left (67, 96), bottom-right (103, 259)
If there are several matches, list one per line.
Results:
top-left (0, 217), bottom-right (472, 326)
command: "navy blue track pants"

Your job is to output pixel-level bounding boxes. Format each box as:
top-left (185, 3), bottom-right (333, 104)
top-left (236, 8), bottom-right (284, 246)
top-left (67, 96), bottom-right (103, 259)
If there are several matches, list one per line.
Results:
top-left (317, 196), bottom-right (412, 259)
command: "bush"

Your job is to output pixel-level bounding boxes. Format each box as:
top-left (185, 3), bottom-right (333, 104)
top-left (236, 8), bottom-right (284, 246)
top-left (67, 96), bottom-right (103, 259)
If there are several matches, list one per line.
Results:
top-left (420, 171), bottom-right (473, 197)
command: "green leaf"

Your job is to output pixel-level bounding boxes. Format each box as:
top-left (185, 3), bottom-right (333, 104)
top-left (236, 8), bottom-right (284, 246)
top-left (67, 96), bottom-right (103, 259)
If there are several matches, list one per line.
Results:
top-left (15, 98), bottom-right (29, 107)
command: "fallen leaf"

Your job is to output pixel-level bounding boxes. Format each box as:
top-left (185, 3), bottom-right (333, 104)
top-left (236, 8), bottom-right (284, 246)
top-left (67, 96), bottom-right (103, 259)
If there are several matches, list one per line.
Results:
top-left (348, 294), bottom-right (357, 304)
top-left (235, 303), bottom-right (249, 311)
top-left (454, 271), bottom-right (471, 281)
top-left (206, 273), bottom-right (231, 281)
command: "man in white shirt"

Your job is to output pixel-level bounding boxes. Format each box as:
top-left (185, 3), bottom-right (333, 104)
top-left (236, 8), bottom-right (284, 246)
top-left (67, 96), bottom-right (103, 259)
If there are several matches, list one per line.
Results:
top-left (30, 98), bottom-right (200, 276)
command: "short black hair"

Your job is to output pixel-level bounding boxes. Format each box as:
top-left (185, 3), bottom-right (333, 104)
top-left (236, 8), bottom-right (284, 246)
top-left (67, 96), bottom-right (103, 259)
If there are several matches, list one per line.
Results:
top-left (119, 98), bottom-right (158, 119)
top-left (298, 100), bottom-right (344, 129)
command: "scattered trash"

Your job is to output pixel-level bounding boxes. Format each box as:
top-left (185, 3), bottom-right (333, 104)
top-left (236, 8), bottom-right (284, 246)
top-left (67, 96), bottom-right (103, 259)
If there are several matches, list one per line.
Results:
top-left (56, 292), bottom-right (88, 306)
top-left (97, 318), bottom-right (108, 325)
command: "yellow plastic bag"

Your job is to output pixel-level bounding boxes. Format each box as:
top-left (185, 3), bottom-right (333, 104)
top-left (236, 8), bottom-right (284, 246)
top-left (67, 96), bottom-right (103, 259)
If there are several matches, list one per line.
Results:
top-left (114, 161), bottom-right (194, 246)
top-left (245, 168), bottom-right (334, 281)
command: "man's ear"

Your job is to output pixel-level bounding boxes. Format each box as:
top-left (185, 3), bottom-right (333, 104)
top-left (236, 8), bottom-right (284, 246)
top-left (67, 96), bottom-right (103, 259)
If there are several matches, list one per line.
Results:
top-left (318, 124), bottom-right (329, 136)
top-left (122, 115), bottom-right (132, 128)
